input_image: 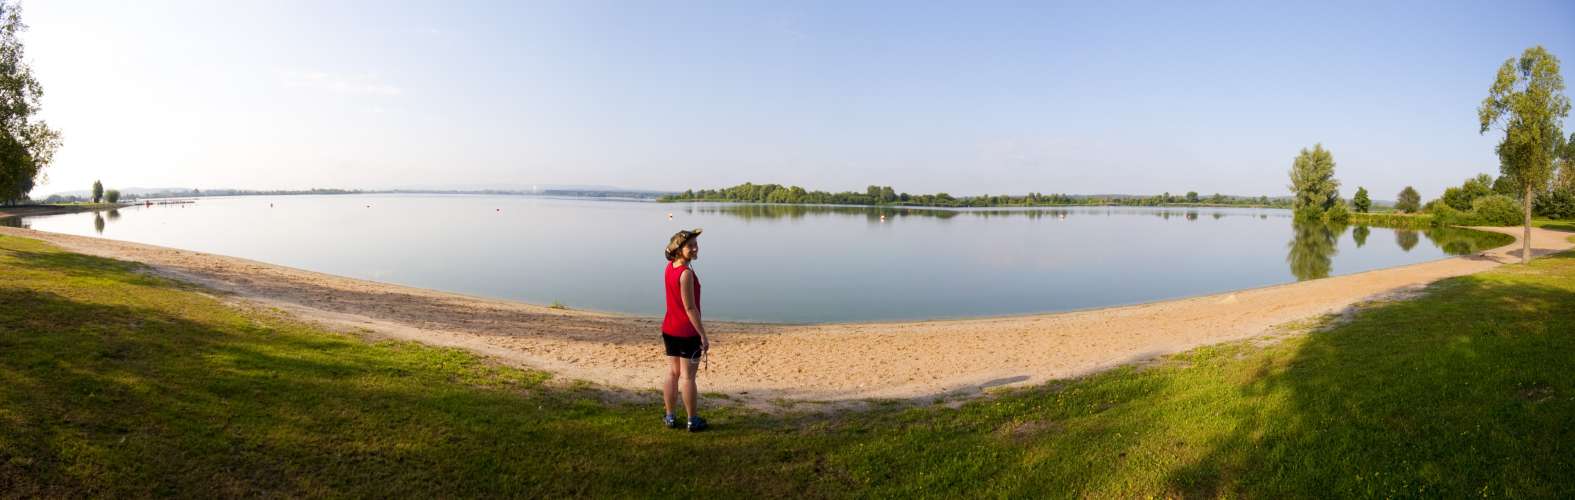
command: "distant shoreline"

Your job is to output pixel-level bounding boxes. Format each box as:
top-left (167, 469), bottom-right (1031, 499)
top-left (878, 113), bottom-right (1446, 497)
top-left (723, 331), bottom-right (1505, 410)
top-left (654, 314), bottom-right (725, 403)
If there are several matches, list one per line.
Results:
top-left (0, 203), bottom-right (127, 219)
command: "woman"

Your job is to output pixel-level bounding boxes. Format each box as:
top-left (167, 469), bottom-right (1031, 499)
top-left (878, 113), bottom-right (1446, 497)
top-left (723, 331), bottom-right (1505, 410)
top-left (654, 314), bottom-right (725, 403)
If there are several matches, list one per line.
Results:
top-left (661, 228), bottom-right (709, 432)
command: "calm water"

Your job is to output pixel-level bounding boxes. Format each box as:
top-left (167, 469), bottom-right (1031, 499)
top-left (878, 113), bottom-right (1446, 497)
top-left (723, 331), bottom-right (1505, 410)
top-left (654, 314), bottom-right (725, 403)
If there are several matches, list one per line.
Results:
top-left (7, 195), bottom-right (1511, 323)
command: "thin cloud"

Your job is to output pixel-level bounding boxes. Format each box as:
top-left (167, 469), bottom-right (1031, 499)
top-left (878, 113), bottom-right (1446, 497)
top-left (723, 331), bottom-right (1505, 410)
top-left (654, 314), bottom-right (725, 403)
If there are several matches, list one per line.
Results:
top-left (280, 70), bottom-right (402, 97)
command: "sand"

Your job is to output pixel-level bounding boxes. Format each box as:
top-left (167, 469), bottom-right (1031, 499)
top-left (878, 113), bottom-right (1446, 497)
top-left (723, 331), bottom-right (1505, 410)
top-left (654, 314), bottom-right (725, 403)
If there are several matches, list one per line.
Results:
top-left (3, 224), bottom-right (1570, 404)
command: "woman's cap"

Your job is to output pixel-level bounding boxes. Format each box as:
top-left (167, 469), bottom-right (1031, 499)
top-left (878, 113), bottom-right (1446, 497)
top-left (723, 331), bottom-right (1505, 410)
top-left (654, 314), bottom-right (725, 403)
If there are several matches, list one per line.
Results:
top-left (665, 228), bottom-right (703, 260)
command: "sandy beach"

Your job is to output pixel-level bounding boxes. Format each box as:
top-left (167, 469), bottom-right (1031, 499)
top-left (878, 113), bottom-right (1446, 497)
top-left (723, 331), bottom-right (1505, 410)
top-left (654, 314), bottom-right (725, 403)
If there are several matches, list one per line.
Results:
top-left (3, 224), bottom-right (1570, 404)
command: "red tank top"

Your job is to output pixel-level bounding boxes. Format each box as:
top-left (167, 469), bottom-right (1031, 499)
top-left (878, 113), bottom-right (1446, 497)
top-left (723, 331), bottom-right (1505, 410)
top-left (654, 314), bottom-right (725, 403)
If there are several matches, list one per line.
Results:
top-left (662, 262), bottom-right (700, 337)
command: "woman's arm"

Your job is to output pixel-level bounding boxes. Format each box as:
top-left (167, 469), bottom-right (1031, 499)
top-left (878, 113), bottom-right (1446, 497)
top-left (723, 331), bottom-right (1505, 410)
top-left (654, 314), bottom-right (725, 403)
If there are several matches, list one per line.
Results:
top-left (680, 269), bottom-right (707, 349)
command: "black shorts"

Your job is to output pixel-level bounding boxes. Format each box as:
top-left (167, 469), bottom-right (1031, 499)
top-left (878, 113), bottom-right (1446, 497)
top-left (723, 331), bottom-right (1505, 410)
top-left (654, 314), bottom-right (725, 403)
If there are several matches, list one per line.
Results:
top-left (662, 333), bottom-right (703, 359)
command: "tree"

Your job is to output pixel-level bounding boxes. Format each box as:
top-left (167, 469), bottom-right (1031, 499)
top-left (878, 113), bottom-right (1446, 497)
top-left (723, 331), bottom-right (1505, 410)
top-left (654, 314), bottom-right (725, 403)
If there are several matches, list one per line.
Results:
top-left (1352, 187), bottom-right (1371, 213)
top-left (0, 2), bottom-right (61, 204)
top-left (1480, 45), bottom-right (1570, 263)
top-left (1442, 174), bottom-right (1495, 210)
top-left (1287, 143), bottom-right (1341, 217)
top-left (1185, 191), bottom-right (1199, 203)
top-left (1396, 186), bottom-right (1421, 213)
top-left (92, 180), bottom-right (102, 203)
top-left (104, 189), bottom-right (119, 203)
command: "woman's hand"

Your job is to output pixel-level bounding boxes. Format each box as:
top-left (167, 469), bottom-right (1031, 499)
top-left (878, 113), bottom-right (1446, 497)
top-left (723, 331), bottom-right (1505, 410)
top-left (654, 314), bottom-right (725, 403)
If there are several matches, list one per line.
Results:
top-left (700, 335), bottom-right (710, 353)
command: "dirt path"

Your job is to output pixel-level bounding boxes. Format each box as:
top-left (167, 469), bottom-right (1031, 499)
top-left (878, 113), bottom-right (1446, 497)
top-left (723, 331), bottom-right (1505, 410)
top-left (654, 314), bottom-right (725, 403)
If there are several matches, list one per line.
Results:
top-left (3, 225), bottom-right (1569, 404)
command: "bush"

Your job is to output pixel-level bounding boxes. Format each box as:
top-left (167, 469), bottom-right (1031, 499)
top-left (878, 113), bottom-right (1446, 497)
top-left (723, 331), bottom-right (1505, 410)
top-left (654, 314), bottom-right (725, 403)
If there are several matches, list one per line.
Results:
top-left (1322, 202), bottom-right (1351, 223)
top-left (1470, 194), bottom-right (1523, 226)
top-left (1534, 189), bottom-right (1575, 219)
top-left (1293, 206), bottom-right (1325, 221)
top-left (1429, 202), bottom-right (1476, 226)
top-left (104, 190), bottom-right (121, 203)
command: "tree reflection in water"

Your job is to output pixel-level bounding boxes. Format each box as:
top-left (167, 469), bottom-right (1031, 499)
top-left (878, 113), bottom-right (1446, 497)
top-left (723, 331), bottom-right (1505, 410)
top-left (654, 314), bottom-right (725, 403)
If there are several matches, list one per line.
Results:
top-left (1286, 220), bottom-right (1346, 281)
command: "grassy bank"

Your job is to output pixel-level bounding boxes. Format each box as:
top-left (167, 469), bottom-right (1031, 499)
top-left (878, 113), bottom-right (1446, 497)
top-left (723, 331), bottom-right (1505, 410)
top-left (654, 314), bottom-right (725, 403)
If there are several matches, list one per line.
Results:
top-left (2, 233), bottom-right (1574, 497)
top-left (1349, 211), bottom-right (1434, 228)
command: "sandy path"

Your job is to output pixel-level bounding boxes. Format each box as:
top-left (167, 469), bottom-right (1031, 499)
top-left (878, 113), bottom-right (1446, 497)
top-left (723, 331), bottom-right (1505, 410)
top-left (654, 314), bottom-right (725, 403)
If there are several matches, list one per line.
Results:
top-left (3, 225), bottom-right (1570, 403)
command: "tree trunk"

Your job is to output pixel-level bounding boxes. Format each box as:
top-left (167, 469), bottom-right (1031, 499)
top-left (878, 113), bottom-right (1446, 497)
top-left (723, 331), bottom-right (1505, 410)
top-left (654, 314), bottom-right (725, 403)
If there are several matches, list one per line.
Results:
top-left (1523, 184), bottom-right (1533, 264)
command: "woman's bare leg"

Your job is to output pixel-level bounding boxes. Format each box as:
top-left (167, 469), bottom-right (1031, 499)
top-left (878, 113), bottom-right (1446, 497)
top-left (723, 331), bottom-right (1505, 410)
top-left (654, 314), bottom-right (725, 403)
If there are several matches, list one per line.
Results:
top-left (680, 357), bottom-right (699, 418)
top-left (663, 356), bottom-right (681, 415)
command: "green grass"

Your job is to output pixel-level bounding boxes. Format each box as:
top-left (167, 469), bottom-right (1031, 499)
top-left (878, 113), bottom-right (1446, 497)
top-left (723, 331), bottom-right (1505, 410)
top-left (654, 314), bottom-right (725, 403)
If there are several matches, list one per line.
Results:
top-left (3, 233), bottom-right (1574, 497)
top-left (1532, 217), bottom-right (1575, 233)
top-left (1349, 211), bottom-right (1435, 228)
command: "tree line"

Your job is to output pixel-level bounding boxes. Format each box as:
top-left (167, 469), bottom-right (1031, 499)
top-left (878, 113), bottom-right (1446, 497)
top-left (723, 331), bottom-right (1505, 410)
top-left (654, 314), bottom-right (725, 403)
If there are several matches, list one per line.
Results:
top-left (1286, 45), bottom-right (1572, 263)
top-left (661, 183), bottom-right (1293, 209)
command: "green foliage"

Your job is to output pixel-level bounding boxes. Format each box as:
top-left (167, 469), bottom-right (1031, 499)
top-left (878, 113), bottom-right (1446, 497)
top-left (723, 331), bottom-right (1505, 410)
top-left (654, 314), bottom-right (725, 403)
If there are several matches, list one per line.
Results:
top-left (1471, 194), bottom-right (1525, 226)
top-left (0, 2), bottom-right (61, 204)
top-left (1185, 191), bottom-right (1199, 203)
top-left (1352, 187), bottom-right (1371, 213)
top-left (1287, 143), bottom-right (1341, 214)
top-left (1492, 174), bottom-right (1521, 197)
top-left (91, 180), bottom-right (102, 203)
top-left (1442, 174), bottom-right (1495, 211)
top-left (104, 189), bottom-right (120, 203)
top-left (1321, 202), bottom-right (1351, 224)
top-left (1534, 188), bottom-right (1575, 219)
top-left (1395, 186), bottom-right (1422, 213)
top-left (1350, 212), bottom-right (1434, 229)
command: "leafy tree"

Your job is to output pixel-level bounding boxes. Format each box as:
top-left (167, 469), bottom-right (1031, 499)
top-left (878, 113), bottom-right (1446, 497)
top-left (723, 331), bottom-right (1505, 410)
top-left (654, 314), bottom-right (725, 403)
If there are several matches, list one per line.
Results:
top-left (1492, 174), bottom-right (1521, 197)
top-left (104, 189), bottom-right (119, 203)
top-left (1287, 143), bottom-right (1340, 217)
top-left (1480, 45), bottom-right (1570, 263)
top-left (1395, 186), bottom-right (1421, 213)
top-left (1185, 191), bottom-right (1199, 203)
top-left (1352, 187), bottom-right (1371, 213)
top-left (1442, 174), bottom-right (1495, 211)
top-left (0, 2), bottom-right (61, 204)
top-left (92, 180), bottom-right (102, 203)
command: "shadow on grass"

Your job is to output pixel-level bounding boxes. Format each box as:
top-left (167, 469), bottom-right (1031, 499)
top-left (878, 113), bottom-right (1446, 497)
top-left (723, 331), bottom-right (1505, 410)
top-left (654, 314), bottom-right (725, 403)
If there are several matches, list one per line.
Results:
top-left (0, 287), bottom-right (873, 497)
top-left (2, 248), bottom-right (182, 291)
top-left (1162, 273), bottom-right (1575, 497)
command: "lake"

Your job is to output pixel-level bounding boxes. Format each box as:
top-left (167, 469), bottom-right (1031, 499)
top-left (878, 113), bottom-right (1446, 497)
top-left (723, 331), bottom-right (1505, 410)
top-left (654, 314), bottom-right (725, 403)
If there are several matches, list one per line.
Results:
top-left (6, 195), bottom-right (1511, 323)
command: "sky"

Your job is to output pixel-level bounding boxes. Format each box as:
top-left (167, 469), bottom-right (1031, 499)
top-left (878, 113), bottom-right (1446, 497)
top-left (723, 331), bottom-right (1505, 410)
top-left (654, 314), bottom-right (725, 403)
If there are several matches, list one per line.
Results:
top-left (21, 0), bottom-right (1575, 200)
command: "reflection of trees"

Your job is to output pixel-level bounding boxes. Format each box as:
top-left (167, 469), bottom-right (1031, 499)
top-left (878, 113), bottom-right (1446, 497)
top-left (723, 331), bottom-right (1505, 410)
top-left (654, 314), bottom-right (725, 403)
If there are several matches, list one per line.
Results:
top-left (1352, 225), bottom-right (1370, 247)
top-left (687, 203), bottom-right (1293, 223)
top-left (93, 213), bottom-right (105, 234)
top-left (1395, 230), bottom-right (1419, 252)
top-left (106, 209), bottom-right (121, 221)
top-left (1421, 227), bottom-right (1514, 256)
top-left (1286, 221), bottom-right (1345, 281)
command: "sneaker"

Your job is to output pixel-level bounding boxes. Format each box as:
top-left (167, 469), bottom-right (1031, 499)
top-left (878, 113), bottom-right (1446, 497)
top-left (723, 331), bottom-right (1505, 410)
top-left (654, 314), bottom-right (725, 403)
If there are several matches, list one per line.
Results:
top-left (687, 416), bottom-right (708, 433)
top-left (663, 414), bottom-right (680, 429)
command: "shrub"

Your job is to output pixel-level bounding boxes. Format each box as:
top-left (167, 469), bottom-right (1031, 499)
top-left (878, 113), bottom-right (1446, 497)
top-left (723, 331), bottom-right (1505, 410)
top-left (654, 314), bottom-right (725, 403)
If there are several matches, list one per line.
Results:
top-left (1322, 202), bottom-right (1351, 223)
top-left (1293, 206), bottom-right (1325, 221)
top-left (1470, 194), bottom-right (1523, 226)
top-left (1534, 189), bottom-right (1575, 219)
top-left (1429, 202), bottom-right (1476, 226)
top-left (105, 189), bottom-right (121, 203)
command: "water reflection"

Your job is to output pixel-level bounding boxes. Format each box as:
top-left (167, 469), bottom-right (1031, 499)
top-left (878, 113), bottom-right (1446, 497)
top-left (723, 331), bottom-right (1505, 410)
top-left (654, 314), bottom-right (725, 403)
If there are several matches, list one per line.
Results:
top-left (93, 212), bottom-right (105, 234)
top-left (685, 203), bottom-right (1281, 222)
top-left (1286, 221), bottom-right (1344, 280)
top-left (1396, 230), bottom-right (1419, 252)
top-left (1287, 221), bottom-right (1512, 281)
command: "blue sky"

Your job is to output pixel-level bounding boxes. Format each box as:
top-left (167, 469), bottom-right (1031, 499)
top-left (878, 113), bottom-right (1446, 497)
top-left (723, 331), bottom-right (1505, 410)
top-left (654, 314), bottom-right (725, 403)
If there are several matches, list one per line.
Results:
top-left (25, 0), bottom-right (1575, 200)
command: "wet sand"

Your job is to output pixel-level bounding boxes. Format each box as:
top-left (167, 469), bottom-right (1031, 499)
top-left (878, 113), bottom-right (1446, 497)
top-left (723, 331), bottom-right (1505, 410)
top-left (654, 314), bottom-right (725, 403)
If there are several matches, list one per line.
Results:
top-left (3, 224), bottom-right (1569, 404)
